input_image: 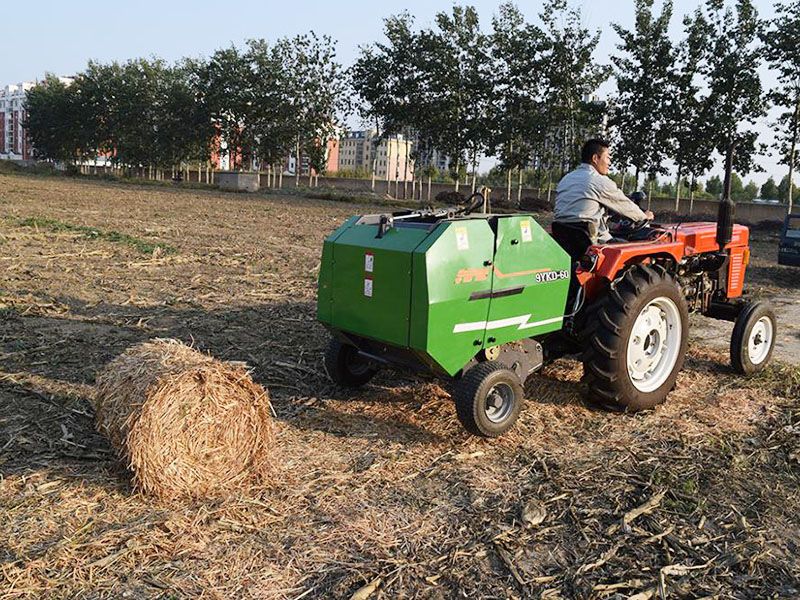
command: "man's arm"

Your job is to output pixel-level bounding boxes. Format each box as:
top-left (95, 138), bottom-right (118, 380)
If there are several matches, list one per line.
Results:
top-left (595, 177), bottom-right (649, 221)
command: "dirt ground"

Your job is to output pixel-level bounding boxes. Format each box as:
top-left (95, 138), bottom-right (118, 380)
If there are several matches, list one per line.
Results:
top-left (1, 173), bottom-right (799, 599)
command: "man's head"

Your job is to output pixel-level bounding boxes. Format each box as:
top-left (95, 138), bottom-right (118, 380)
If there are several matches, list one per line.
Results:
top-left (581, 138), bottom-right (611, 175)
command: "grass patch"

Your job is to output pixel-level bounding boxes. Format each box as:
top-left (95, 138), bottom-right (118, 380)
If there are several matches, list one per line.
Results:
top-left (16, 217), bottom-right (176, 255)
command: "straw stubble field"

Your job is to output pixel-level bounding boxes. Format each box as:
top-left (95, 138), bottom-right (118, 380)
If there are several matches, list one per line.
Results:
top-left (1, 173), bottom-right (799, 599)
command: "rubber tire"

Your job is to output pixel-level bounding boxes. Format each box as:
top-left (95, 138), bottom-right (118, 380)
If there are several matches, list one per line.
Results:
top-left (454, 361), bottom-right (524, 438)
top-left (730, 302), bottom-right (777, 375)
top-left (583, 264), bottom-right (689, 412)
top-left (324, 339), bottom-right (377, 387)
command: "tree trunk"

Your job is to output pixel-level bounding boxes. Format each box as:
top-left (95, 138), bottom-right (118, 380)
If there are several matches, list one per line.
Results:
top-left (647, 179), bottom-right (653, 211)
top-left (620, 171), bottom-right (626, 195)
top-left (634, 166), bottom-right (640, 192)
top-left (471, 150), bottom-right (477, 194)
top-left (689, 175), bottom-right (696, 215)
top-left (427, 175), bottom-right (432, 203)
top-left (674, 163), bottom-right (682, 212)
top-left (507, 167), bottom-right (512, 204)
top-left (454, 157), bottom-right (460, 193)
top-left (295, 140), bottom-right (300, 187)
top-left (517, 168), bottom-right (523, 205)
top-left (402, 141), bottom-right (409, 200)
top-left (787, 97), bottom-right (799, 214)
top-left (546, 171), bottom-right (553, 205)
top-left (278, 167), bottom-right (283, 189)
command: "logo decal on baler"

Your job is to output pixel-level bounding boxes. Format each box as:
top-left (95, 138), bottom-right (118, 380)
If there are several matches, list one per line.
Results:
top-left (454, 265), bottom-right (556, 284)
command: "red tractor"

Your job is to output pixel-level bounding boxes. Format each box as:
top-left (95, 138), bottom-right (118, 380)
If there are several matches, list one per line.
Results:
top-left (552, 195), bottom-right (777, 412)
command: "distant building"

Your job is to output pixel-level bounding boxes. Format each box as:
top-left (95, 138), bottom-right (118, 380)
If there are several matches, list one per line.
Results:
top-left (0, 78), bottom-right (73, 162)
top-left (0, 82), bottom-right (36, 160)
top-left (338, 129), bottom-right (414, 182)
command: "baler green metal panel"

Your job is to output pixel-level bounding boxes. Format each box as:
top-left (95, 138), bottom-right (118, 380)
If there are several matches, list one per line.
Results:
top-left (410, 219), bottom-right (497, 376)
top-left (326, 222), bottom-right (430, 347)
top-left (317, 217), bottom-right (359, 325)
top-left (482, 216), bottom-right (571, 346)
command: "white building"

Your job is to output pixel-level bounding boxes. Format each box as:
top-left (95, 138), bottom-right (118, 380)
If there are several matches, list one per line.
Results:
top-left (0, 82), bottom-right (36, 160)
top-left (338, 129), bottom-right (414, 182)
top-left (0, 78), bottom-right (73, 162)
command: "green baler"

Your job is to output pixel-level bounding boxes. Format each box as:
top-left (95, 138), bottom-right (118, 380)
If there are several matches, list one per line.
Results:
top-left (318, 202), bottom-right (571, 437)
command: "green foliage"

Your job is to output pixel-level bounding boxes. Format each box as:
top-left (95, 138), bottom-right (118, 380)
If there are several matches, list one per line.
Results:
top-left (760, 176), bottom-right (778, 199)
top-left (701, 0), bottom-right (765, 174)
top-left (24, 75), bottom-right (92, 163)
top-left (539, 0), bottom-right (608, 172)
top-left (762, 0), bottom-right (800, 209)
top-left (16, 217), bottom-right (176, 255)
top-left (778, 174), bottom-right (799, 203)
top-left (611, 0), bottom-right (676, 180)
top-left (706, 175), bottom-right (722, 196)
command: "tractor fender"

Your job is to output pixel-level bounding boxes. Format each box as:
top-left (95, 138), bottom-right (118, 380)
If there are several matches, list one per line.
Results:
top-left (576, 240), bottom-right (685, 301)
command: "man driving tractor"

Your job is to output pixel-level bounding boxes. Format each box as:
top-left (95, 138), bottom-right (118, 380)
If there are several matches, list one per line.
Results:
top-left (552, 138), bottom-right (654, 261)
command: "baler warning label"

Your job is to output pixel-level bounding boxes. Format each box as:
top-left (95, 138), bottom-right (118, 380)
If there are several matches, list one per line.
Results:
top-left (520, 220), bottom-right (532, 242)
top-left (364, 277), bottom-right (373, 297)
top-left (455, 227), bottom-right (469, 250)
top-left (364, 252), bottom-right (374, 273)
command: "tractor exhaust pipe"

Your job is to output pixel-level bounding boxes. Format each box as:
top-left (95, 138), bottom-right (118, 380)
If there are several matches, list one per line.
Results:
top-left (716, 142), bottom-right (736, 251)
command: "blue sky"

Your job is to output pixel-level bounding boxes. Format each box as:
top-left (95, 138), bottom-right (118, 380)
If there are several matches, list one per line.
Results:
top-left (3, 0), bottom-right (786, 185)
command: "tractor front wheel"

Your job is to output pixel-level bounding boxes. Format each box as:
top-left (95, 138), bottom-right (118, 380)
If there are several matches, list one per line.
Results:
top-left (583, 265), bottom-right (689, 411)
top-left (324, 339), bottom-right (377, 388)
top-left (730, 302), bottom-right (777, 375)
top-left (454, 362), bottom-right (524, 437)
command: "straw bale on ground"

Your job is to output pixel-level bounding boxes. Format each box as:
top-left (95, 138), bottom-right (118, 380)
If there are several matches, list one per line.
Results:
top-left (94, 338), bottom-right (273, 499)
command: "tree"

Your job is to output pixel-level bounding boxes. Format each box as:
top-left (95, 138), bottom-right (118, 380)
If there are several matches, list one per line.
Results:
top-left (701, 0), bottom-right (765, 176)
top-left (352, 12), bottom-right (424, 192)
top-left (760, 176), bottom-right (778, 199)
top-left (539, 0), bottom-right (608, 183)
top-left (611, 0), bottom-right (675, 190)
top-left (25, 75), bottom-right (92, 163)
top-left (416, 6), bottom-right (492, 192)
top-left (763, 0), bottom-right (800, 212)
top-left (742, 180), bottom-right (759, 201)
top-left (283, 32), bottom-right (349, 185)
top-left (198, 46), bottom-right (259, 170)
top-left (669, 8), bottom-right (716, 209)
top-left (489, 2), bottom-right (549, 203)
top-left (706, 174), bottom-right (723, 197)
top-left (778, 174), bottom-right (799, 204)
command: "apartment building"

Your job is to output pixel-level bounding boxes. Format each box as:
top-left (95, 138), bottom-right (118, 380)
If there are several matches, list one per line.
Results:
top-left (0, 82), bottom-right (37, 160)
top-left (338, 130), bottom-right (414, 182)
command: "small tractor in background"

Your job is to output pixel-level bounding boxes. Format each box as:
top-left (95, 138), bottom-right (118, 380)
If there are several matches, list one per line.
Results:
top-left (317, 179), bottom-right (777, 438)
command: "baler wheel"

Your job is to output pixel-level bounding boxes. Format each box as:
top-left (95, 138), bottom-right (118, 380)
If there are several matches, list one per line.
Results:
top-left (582, 264), bottom-right (688, 411)
top-left (730, 302), bottom-right (776, 375)
top-left (454, 362), bottom-right (523, 437)
top-left (324, 339), bottom-right (377, 388)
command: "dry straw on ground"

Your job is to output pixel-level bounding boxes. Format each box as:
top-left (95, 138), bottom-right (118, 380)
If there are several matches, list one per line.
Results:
top-left (94, 338), bottom-right (274, 500)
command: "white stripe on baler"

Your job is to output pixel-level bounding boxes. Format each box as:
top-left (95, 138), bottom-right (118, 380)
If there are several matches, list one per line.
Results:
top-left (452, 315), bottom-right (563, 334)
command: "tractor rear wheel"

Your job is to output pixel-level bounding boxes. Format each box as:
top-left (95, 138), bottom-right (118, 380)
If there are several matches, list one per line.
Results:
top-left (454, 362), bottom-right (523, 437)
top-left (324, 339), bottom-right (377, 388)
top-left (583, 265), bottom-right (688, 411)
top-left (730, 302), bottom-right (776, 375)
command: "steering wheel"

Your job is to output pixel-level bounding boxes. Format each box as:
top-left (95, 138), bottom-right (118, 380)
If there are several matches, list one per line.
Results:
top-left (609, 215), bottom-right (653, 240)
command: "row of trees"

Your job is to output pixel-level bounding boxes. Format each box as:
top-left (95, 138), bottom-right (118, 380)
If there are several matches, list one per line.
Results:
top-left (351, 0), bottom-right (799, 208)
top-left (610, 0), bottom-right (799, 210)
top-left (352, 1), bottom-right (608, 200)
top-left (25, 34), bottom-right (348, 180)
top-left (23, 0), bottom-right (800, 209)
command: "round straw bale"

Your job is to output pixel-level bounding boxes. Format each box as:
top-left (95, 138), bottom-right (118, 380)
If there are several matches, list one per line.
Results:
top-left (94, 338), bottom-right (274, 500)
